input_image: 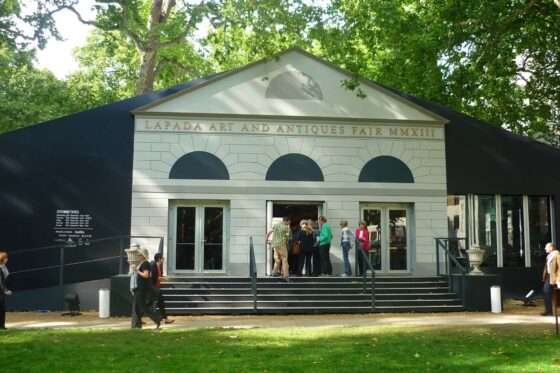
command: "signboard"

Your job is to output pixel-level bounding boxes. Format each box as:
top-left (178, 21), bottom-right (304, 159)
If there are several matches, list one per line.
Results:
top-left (53, 209), bottom-right (94, 246)
top-left (136, 117), bottom-right (443, 140)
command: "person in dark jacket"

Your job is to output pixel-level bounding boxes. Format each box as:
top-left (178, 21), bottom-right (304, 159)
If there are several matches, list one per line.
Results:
top-left (150, 253), bottom-right (174, 324)
top-left (0, 251), bottom-right (12, 330)
top-left (297, 220), bottom-right (315, 276)
top-left (311, 220), bottom-right (321, 276)
top-left (131, 248), bottom-right (161, 329)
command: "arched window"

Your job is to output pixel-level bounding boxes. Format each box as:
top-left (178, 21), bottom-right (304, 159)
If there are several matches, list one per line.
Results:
top-left (265, 71), bottom-right (323, 100)
top-left (169, 151), bottom-right (229, 180)
top-left (359, 156), bottom-right (414, 183)
top-left (266, 154), bottom-right (324, 182)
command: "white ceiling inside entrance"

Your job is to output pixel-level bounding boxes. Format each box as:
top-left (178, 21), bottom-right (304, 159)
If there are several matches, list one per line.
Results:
top-left (138, 49), bottom-right (444, 123)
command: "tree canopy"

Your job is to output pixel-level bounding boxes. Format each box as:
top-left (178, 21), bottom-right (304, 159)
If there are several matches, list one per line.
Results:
top-left (0, 0), bottom-right (558, 146)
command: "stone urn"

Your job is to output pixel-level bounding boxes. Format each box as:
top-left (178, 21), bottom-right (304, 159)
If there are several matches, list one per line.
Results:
top-left (124, 244), bottom-right (141, 275)
top-left (466, 244), bottom-right (486, 275)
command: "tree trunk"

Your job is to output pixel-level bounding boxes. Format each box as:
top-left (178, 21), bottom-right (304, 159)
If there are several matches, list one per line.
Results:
top-left (136, 48), bottom-right (158, 95)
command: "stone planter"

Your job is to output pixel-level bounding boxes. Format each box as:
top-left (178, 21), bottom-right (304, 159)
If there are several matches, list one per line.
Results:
top-left (466, 245), bottom-right (486, 275)
top-left (124, 245), bottom-right (141, 275)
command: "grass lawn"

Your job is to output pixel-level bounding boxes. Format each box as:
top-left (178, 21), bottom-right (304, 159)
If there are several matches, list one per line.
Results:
top-left (1, 324), bottom-right (559, 372)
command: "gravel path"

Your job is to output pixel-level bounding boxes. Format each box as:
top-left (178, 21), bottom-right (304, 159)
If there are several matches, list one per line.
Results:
top-left (5, 301), bottom-right (558, 331)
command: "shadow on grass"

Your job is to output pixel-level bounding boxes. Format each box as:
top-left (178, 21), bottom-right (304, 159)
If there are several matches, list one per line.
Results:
top-left (1, 324), bottom-right (560, 372)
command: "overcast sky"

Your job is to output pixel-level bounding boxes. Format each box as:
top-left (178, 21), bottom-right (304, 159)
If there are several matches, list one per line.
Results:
top-left (35, 1), bottom-right (95, 78)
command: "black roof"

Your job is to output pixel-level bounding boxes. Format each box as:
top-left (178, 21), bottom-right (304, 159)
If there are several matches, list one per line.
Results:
top-left (2, 65), bottom-right (559, 195)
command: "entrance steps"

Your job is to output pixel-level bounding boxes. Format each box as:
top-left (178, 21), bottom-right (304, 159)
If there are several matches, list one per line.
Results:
top-left (160, 276), bottom-right (464, 315)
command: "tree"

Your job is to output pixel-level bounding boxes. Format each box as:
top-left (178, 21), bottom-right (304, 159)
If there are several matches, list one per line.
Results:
top-left (314, 0), bottom-right (560, 145)
top-left (65, 0), bottom-right (213, 94)
top-left (203, 0), bottom-right (323, 70)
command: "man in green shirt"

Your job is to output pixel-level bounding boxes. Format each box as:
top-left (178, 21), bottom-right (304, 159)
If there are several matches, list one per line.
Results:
top-left (318, 216), bottom-right (333, 275)
top-left (272, 216), bottom-right (291, 280)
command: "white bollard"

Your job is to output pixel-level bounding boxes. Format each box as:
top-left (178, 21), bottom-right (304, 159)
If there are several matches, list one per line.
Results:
top-left (99, 288), bottom-right (111, 318)
top-left (490, 285), bottom-right (502, 313)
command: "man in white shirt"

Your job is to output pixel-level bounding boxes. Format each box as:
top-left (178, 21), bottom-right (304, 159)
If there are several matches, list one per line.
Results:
top-left (542, 243), bottom-right (560, 316)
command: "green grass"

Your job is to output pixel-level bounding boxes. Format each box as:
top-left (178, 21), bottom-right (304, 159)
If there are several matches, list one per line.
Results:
top-left (1, 324), bottom-right (559, 372)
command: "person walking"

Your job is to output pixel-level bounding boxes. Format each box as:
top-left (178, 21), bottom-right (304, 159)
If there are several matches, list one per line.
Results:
top-left (0, 251), bottom-right (12, 330)
top-left (318, 216), bottom-right (333, 276)
top-left (272, 216), bottom-right (291, 281)
top-left (297, 220), bottom-right (315, 276)
top-left (542, 243), bottom-right (560, 316)
top-left (340, 221), bottom-right (354, 277)
top-left (356, 222), bottom-right (371, 276)
top-left (131, 248), bottom-right (161, 329)
top-left (150, 253), bottom-right (174, 324)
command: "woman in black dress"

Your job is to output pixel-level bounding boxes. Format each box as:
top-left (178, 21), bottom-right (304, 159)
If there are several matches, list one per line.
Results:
top-left (297, 221), bottom-right (315, 276)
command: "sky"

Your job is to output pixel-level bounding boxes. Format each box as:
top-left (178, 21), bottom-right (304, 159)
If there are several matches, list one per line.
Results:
top-left (35, 1), bottom-right (95, 79)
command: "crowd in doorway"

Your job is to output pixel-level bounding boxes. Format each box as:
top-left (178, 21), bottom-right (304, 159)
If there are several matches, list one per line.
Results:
top-left (268, 216), bottom-right (373, 281)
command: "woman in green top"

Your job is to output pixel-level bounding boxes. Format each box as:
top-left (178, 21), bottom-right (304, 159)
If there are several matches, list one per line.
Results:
top-left (318, 216), bottom-right (333, 275)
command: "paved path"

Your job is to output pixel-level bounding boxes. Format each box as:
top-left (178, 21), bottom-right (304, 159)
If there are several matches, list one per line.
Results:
top-left (5, 311), bottom-right (558, 331)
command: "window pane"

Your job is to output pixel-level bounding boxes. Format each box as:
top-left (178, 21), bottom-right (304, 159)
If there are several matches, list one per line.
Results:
top-left (389, 209), bottom-right (407, 271)
top-left (363, 209), bottom-right (382, 270)
top-left (476, 195), bottom-right (497, 268)
top-left (203, 207), bottom-right (224, 270)
top-left (176, 207), bottom-right (196, 270)
top-left (501, 196), bottom-right (525, 267)
top-left (529, 196), bottom-right (551, 268)
top-left (447, 195), bottom-right (467, 255)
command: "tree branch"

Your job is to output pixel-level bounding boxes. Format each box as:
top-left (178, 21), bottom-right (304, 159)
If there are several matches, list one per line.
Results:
top-left (159, 2), bottom-right (206, 48)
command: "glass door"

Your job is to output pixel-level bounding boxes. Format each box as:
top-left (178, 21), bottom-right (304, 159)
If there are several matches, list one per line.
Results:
top-left (176, 206), bottom-right (196, 270)
top-left (361, 204), bottom-right (410, 273)
top-left (362, 208), bottom-right (382, 270)
top-left (203, 207), bottom-right (224, 271)
top-left (173, 204), bottom-right (225, 273)
top-left (388, 209), bottom-right (408, 271)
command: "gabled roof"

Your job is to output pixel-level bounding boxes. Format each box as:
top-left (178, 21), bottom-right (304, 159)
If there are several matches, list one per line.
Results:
top-left (2, 48), bottom-right (559, 195)
top-left (132, 47), bottom-right (448, 123)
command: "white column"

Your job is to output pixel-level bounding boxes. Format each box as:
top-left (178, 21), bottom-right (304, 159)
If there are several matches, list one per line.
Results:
top-left (266, 200), bottom-right (273, 276)
top-left (495, 195), bottom-right (503, 268)
top-left (523, 195), bottom-right (531, 268)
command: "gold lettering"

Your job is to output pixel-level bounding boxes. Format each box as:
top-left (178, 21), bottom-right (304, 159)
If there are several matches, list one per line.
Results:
top-left (399, 128), bottom-right (409, 137)
top-left (389, 128), bottom-right (398, 136)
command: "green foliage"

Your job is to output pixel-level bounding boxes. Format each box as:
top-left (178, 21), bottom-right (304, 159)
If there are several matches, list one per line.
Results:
top-left (0, 52), bottom-right (82, 133)
top-left (0, 0), bottom-right (558, 146)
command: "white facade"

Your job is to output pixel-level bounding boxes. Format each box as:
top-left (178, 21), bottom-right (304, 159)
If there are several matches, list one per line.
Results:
top-left (130, 49), bottom-right (449, 276)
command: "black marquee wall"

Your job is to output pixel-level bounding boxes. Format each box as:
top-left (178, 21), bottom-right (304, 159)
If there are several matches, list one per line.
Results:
top-left (0, 70), bottom-right (559, 293)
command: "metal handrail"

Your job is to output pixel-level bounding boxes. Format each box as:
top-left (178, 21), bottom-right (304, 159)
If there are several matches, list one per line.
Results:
top-left (7, 235), bottom-right (164, 289)
top-left (249, 236), bottom-right (258, 312)
top-left (434, 237), bottom-right (468, 277)
top-left (356, 241), bottom-right (376, 311)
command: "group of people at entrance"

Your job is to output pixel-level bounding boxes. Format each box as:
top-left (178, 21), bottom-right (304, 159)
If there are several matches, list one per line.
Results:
top-left (130, 248), bottom-right (174, 329)
top-left (269, 216), bottom-right (372, 280)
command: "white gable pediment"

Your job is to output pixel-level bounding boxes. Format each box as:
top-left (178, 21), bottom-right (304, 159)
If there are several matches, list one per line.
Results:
top-left (137, 49), bottom-right (445, 123)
